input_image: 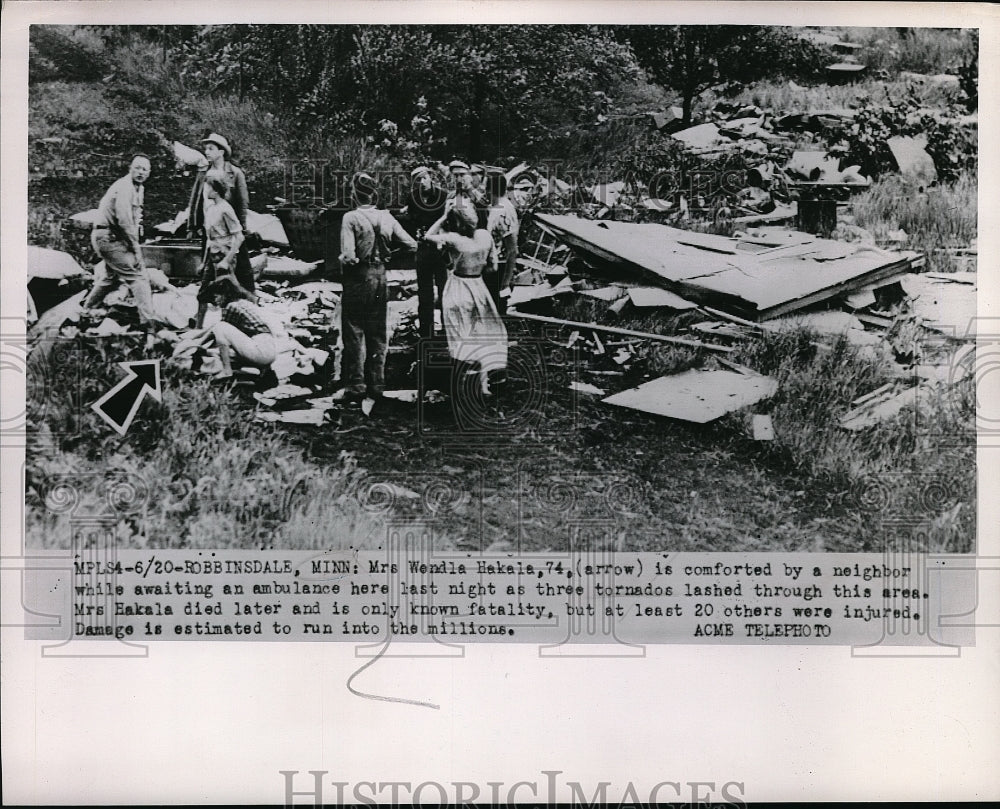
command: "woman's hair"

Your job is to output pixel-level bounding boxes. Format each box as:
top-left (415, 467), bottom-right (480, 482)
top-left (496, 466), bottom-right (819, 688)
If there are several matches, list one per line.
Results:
top-left (446, 205), bottom-right (476, 237)
top-left (205, 171), bottom-right (230, 197)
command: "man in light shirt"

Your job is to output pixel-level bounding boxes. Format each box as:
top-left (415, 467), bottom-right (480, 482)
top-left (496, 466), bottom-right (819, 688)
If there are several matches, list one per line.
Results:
top-left (485, 172), bottom-right (520, 315)
top-left (82, 154), bottom-right (158, 327)
top-left (338, 172), bottom-right (417, 401)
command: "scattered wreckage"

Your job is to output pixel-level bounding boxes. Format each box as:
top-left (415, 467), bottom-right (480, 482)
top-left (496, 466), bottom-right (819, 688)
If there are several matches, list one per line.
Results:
top-left (28, 112), bottom-right (975, 433)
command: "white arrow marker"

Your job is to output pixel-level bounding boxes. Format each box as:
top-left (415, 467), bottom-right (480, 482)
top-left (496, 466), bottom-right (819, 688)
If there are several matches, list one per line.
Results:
top-left (91, 359), bottom-right (163, 436)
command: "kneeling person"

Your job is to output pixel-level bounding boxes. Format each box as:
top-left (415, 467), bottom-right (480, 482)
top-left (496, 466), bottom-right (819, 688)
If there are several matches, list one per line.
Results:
top-left (210, 294), bottom-right (276, 380)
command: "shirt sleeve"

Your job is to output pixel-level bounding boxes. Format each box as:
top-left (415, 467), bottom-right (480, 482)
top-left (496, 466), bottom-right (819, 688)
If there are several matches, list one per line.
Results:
top-left (340, 212), bottom-right (358, 262)
top-left (506, 204), bottom-right (520, 240)
top-left (231, 167), bottom-right (249, 229)
top-left (113, 180), bottom-right (140, 245)
top-left (224, 205), bottom-right (243, 237)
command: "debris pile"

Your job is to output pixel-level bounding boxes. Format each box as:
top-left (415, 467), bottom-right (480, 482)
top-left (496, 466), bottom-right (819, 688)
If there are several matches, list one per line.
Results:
top-left (503, 211), bottom-right (974, 427)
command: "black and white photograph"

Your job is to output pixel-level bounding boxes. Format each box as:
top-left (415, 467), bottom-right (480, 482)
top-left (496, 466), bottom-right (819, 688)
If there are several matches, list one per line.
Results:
top-left (21, 20), bottom-right (979, 553)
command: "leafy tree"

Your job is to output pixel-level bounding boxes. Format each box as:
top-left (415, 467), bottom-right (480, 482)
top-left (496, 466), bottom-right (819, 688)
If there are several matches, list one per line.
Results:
top-left (152, 24), bottom-right (636, 160)
top-left (623, 26), bottom-right (827, 124)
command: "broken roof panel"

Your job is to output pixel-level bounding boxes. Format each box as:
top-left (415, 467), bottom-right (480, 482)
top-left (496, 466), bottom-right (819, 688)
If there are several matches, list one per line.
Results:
top-left (602, 369), bottom-right (778, 423)
top-left (535, 213), bottom-right (922, 321)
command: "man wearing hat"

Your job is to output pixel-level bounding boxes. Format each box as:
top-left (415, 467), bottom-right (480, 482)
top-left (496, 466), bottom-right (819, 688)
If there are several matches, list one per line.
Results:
top-left (338, 172), bottom-right (418, 401)
top-left (468, 163), bottom-right (488, 206)
top-left (510, 173), bottom-right (537, 215)
top-left (403, 166), bottom-right (449, 339)
top-left (443, 159), bottom-right (480, 231)
top-left (187, 133), bottom-right (255, 296)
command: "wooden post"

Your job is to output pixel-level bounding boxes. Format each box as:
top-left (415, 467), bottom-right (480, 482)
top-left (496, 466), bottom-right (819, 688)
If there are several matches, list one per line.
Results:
top-left (797, 197), bottom-right (837, 236)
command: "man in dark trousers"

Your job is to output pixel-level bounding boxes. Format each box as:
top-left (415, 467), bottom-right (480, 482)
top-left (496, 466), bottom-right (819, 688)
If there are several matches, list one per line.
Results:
top-left (339, 172), bottom-right (417, 401)
top-left (484, 172), bottom-right (520, 316)
top-left (404, 165), bottom-right (449, 339)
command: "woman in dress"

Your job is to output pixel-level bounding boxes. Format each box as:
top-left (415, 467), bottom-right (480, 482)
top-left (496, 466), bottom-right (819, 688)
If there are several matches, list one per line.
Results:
top-left (424, 205), bottom-right (508, 395)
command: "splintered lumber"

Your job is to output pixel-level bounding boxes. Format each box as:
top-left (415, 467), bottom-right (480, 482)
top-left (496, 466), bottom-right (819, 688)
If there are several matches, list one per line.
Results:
top-left (602, 369), bottom-right (778, 423)
top-left (627, 287), bottom-right (697, 310)
top-left (506, 310), bottom-right (735, 353)
top-left (535, 214), bottom-right (921, 322)
top-left (900, 273), bottom-right (978, 336)
top-left (840, 384), bottom-right (930, 431)
top-left (701, 306), bottom-right (765, 332)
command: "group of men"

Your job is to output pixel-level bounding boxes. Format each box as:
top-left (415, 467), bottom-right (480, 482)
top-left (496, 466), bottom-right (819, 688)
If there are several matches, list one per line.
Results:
top-left (79, 136), bottom-right (526, 400)
top-left (338, 159), bottom-right (524, 400)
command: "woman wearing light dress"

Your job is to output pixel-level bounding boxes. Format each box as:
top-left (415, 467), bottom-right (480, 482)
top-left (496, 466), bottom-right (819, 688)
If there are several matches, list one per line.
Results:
top-left (424, 205), bottom-right (508, 395)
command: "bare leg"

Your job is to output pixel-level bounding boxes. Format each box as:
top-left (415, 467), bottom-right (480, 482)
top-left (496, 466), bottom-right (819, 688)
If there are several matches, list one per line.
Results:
top-left (215, 342), bottom-right (234, 379)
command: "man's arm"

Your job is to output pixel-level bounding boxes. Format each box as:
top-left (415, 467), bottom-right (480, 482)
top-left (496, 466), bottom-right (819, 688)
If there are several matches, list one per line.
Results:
top-left (501, 233), bottom-right (518, 289)
top-left (339, 212), bottom-right (358, 264)
top-left (219, 228), bottom-right (244, 271)
top-left (113, 181), bottom-right (143, 262)
top-left (487, 240), bottom-right (498, 276)
top-left (231, 166), bottom-right (249, 229)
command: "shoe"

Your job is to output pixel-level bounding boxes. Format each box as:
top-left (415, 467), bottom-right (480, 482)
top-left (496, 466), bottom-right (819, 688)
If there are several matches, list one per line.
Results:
top-left (335, 387), bottom-right (365, 403)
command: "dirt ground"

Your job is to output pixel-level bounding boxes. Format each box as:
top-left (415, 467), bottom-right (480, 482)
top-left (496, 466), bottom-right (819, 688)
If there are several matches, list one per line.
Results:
top-left (273, 323), bottom-right (865, 554)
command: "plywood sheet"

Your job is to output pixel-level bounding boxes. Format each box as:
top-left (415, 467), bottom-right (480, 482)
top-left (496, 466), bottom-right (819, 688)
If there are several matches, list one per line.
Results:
top-left (602, 369), bottom-right (778, 423)
top-left (626, 287), bottom-right (697, 310)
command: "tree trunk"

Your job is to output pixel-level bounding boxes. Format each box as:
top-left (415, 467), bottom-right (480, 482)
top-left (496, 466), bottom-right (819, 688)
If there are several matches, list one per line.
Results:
top-left (682, 90), bottom-right (694, 126)
top-left (238, 30), bottom-right (245, 102)
top-left (468, 72), bottom-right (486, 158)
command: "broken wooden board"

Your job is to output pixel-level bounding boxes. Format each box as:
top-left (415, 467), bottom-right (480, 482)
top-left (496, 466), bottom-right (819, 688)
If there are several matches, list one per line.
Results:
top-left (626, 287), bottom-right (697, 310)
top-left (901, 273), bottom-right (978, 336)
top-left (509, 278), bottom-right (575, 307)
top-left (260, 255), bottom-right (321, 279)
top-left (536, 214), bottom-right (919, 322)
top-left (840, 384), bottom-right (931, 431)
top-left (508, 310), bottom-right (736, 353)
top-left (580, 285), bottom-right (628, 302)
top-left (255, 408), bottom-right (327, 426)
top-left (752, 414), bottom-right (775, 440)
top-left (602, 369), bottom-right (778, 423)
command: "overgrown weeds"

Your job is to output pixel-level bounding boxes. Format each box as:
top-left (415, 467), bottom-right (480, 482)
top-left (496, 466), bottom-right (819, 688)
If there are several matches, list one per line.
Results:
top-left (24, 337), bottom-right (384, 549)
top-left (851, 170), bottom-right (976, 271)
top-left (733, 327), bottom-right (975, 551)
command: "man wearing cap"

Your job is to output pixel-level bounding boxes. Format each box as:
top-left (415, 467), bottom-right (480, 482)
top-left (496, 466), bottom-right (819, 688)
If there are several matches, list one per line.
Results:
top-left (403, 166), bottom-right (449, 339)
top-left (338, 172), bottom-right (418, 401)
top-left (468, 163), bottom-right (488, 206)
top-left (82, 154), bottom-right (159, 327)
top-left (484, 172), bottom-right (520, 315)
top-left (188, 133), bottom-right (255, 295)
top-left (445, 160), bottom-right (479, 222)
top-left (510, 173), bottom-right (537, 215)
